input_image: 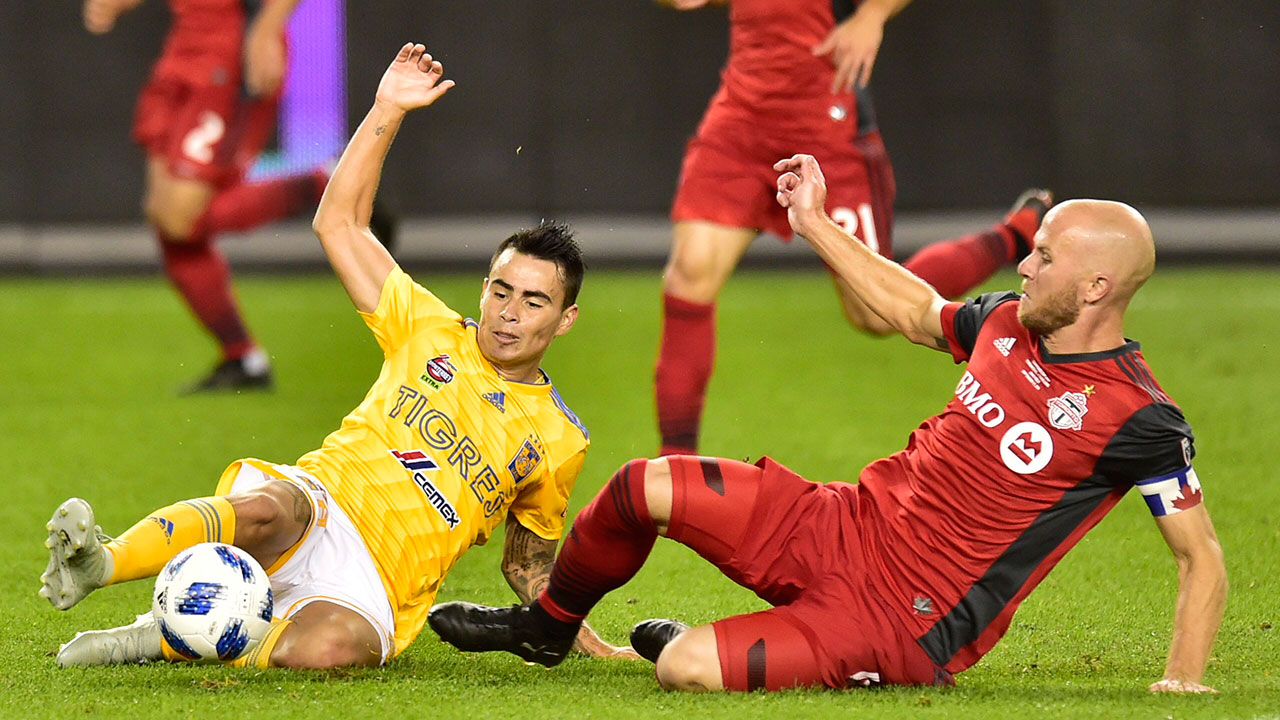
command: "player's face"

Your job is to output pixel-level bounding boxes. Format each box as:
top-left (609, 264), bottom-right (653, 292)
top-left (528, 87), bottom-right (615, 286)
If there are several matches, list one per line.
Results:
top-left (477, 249), bottom-right (578, 381)
top-left (1017, 218), bottom-right (1082, 335)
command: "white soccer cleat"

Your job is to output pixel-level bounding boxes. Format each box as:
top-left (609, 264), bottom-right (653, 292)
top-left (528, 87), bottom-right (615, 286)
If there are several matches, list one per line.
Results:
top-left (39, 498), bottom-right (111, 611)
top-left (56, 612), bottom-right (163, 667)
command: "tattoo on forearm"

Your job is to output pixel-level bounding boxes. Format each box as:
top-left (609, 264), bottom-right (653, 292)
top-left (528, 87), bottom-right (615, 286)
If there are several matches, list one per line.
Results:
top-left (375, 125), bottom-right (386, 136)
top-left (934, 336), bottom-right (949, 350)
top-left (285, 482), bottom-right (312, 526)
top-left (502, 521), bottom-right (557, 603)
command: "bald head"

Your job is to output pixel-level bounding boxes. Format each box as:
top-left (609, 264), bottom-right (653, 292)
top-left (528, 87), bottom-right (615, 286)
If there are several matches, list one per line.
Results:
top-left (1042, 199), bottom-right (1155, 303)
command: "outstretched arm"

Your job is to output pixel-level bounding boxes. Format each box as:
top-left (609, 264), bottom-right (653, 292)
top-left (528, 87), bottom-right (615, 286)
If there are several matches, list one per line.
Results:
top-left (813, 0), bottom-right (913, 93)
top-left (313, 44), bottom-right (454, 313)
top-left (774, 154), bottom-right (950, 351)
top-left (501, 516), bottom-right (639, 659)
top-left (1149, 504), bottom-right (1227, 693)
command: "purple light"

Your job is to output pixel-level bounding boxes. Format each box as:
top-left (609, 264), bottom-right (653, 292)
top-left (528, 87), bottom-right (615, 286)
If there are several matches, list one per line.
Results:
top-left (249, 0), bottom-right (345, 179)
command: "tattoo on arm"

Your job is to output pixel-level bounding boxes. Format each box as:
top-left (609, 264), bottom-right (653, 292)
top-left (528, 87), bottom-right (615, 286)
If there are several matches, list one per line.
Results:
top-left (375, 125), bottom-right (386, 136)
top-left (501, 518), bottom-right (557, 604)
top-left (280, 480), bottom-right (312, 527)
top-left (934, 335), bottom-right (949, 350)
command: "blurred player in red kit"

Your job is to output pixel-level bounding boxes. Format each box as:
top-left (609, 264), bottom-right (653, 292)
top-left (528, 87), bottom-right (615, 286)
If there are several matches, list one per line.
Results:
top-left (429, 154), bottom-right (1226, 695)
top-left (653, 0), bottom-right (1053, 455)
top-left (83, 0), bottom-right (387, 391)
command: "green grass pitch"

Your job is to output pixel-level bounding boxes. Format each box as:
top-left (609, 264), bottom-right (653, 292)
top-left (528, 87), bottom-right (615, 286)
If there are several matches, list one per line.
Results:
top-left (2, 266), bottom-right (1276, 719)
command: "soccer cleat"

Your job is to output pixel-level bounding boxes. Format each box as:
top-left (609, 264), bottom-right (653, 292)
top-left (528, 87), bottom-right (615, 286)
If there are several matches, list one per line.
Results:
top-left (56, 612), bottom-right (164, 667)
top-left (40, 498), bottom-right (111, 611)
top-left (182, 348), bottom-right (273, 394)
top-left (427, 602), bottom-right (577, 668)
top-left (1003, 188), bottom-right (1054, 260)
top-left (630, 618), bottom-right (689, 663)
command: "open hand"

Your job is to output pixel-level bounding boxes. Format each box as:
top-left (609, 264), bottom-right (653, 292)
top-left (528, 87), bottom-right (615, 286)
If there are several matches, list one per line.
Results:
top-left (812, 7), bottom-right (887, 93)
top-left (375, 43), bottom-right (456, 113)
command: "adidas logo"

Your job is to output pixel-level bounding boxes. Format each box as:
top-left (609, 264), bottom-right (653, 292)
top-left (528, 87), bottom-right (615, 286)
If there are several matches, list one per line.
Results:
top-left (993, 337), bottom-right (1016, 357)
top-left (482, 391), bottom-right (505, 413)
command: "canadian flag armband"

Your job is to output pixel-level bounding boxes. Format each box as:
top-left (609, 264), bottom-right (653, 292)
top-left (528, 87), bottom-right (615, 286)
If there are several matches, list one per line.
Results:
top-left (1136, 466), bottom-right (1203, 517)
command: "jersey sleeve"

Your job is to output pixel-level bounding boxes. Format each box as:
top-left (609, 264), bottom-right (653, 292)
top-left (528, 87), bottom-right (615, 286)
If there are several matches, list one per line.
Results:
top-left (358, 265), bottom-right (462, 356)
top-left (1097, 402), bottom-right (1201, 517)
top-left (940, 292), bottom-right (1020, 363)
top-left (508, 447), bottom-right (585, 541)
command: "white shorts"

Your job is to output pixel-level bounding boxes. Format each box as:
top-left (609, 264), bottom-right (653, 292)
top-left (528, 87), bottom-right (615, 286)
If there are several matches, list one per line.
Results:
top-left (222, 460), bottom-right (395, 663)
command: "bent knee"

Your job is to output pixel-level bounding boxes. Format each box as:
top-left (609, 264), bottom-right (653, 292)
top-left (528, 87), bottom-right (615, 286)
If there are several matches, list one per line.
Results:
top-left (144, 192), bottom-right (208, 241)
top-left (655, 627), bottom-right (722, 692)
top-left (227, 480), bottom-right (309, 555)
top-left (270, 624), bottom-right (382, 669)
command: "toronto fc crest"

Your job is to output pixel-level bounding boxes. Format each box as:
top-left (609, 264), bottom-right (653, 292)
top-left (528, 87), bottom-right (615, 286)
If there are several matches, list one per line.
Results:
top-left (1046, 390), bottom-right (1089, 431)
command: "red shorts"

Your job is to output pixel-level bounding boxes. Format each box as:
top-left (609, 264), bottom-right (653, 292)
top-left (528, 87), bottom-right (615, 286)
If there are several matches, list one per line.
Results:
top-left (665, 455), bottom-right (951, 690)
top-left (671, 113), bottom-right (897, 259)
top-left (132, 51), bottom-right (280, 188)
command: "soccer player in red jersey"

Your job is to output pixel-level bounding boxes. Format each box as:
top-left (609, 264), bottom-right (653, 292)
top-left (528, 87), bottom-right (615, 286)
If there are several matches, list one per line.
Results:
top-left (429, 154), bottom-right (1226, 695)
top-left (83, 0), bottom-right (366, 390)
top-left (654, 0), bottom-right (1052, 455)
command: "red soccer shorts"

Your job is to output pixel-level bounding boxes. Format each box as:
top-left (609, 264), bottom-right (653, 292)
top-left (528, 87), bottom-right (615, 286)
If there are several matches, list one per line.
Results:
top-left (664, 455), bottom-right (951, 690)
top-left (132, 57), bottom-right (280, 188)
top-left (671, 113), bottom-right (898, 259)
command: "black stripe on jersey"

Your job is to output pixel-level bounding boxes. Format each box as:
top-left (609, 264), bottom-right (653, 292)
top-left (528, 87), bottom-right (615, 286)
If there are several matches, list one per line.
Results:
top-left (916, 479), bottom-right (1117, 667)
top-left (1129, 354), bottom-right (1170, 403)
top-left (1115, 354), bottom-right (1169, 403)
top-left (746, 638), bottom-right (768, 691)
top-left (951, 292), bottom-right (1020, 356)
top-left (700, 458), bottom-right (726, 496)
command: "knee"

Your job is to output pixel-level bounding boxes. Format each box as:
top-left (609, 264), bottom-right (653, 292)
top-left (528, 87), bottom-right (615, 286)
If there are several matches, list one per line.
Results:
top-left (655, 630), bottom-right (722, 692)
top-left (145, 193), bottom-right (204, 241)
top-left (270, 623), bottom-right (381, 669)
top-left (228, 480), bottom-right (308, 554)
top-left (662, 248), bottom-right (722, 303)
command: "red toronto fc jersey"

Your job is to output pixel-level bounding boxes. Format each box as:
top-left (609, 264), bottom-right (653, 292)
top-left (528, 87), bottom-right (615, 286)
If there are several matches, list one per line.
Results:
top-left (852, 293), bottom-right (1199, 673)
top-left (155, 0), bottom-right (254, 85)
top-left (710, 0), bottom-right (874, 134)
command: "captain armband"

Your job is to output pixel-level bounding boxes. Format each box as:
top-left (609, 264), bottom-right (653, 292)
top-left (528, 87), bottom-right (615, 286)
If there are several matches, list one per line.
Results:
top-left (1136, 466), bottom-right (1203, 517)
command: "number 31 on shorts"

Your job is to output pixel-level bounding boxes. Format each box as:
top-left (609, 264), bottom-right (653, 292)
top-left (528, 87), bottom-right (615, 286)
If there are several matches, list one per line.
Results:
top-left (830, 204), bottom-right (879, 255)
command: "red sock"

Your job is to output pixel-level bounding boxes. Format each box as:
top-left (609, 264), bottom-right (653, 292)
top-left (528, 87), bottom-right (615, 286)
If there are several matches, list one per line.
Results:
top-left (159, 236), bottom-right (254, 360)
top-left (199, 171), bottom-right (326, 236)
top-left (540, 460), bottom-right (656, 622)
top-left (904, 226), bottom-right (1016, 299)
top-left (655, 294), bottom-right (715, 456)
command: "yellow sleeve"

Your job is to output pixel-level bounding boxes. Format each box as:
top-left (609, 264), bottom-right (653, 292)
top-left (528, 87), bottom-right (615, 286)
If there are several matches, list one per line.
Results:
top-left (509, 448), bottom-right (585, 541)
top-left (358, 265), bottom-right (462, 355)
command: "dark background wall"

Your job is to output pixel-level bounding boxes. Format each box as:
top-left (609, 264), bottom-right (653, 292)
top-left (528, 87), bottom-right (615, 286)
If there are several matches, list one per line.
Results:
top-left (5, 1), bottom-right (1278, 223)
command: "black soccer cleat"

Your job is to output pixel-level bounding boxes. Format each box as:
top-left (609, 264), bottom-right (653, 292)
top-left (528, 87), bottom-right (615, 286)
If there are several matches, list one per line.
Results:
top-left (181, 351), bottom-right (273, 395)
top-left (428, 602), bottom-right (576, 668)
top-left (630, 618), bottom-right (689, 664)
top-left (369, 195), bottom-right (399, 255)
top-left (1004, 188), bottom-right (1054, 260)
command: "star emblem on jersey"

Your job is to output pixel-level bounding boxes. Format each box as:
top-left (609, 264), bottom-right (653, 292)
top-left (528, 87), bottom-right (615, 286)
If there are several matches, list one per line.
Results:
top-left (482, 391), bottom-right (506, 413)
top-left (1046, 390), bottom-right (1090, 431)
top-left (912, 596), bottom-right (934, 616)
top-left (420, 355), bottom-right (456, 391)
top-left (1082, 384), bottom-right (1096, 396)
top-left (993, 337), bottom-right (1016, 357)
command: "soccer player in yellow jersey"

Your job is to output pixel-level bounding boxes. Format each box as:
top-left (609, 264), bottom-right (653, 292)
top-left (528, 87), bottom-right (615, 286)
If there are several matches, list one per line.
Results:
top-left (40, 43), bottom-right (636, 668)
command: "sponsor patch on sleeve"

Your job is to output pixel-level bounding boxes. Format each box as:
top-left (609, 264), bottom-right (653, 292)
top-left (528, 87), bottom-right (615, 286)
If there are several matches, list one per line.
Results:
top-left (1136, 466), bottom-right (1202, 517)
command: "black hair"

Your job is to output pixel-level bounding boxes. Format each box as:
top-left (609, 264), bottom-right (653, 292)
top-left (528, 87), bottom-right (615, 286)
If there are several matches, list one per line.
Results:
top-left (490, 220), bottom-right (586, 307)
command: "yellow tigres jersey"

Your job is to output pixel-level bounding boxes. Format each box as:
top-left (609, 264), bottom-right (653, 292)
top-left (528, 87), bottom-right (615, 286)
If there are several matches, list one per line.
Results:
top-left (296, 266), bottom-right (589, 656)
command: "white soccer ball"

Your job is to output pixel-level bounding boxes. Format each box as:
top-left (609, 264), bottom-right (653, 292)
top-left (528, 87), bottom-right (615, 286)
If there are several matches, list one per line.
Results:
top-left (152, 542), bottom-right (274, 662)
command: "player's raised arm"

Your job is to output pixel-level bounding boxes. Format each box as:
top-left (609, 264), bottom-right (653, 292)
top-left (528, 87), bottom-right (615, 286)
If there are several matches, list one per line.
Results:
top-left (1148, 504), bottom-right (1227, 694)
top-left (313, 44), bottom-right (454, 313)
top-left (500, 517), bottom-right (639, 660)
top-left (775, 154), bottom-right (950, 351)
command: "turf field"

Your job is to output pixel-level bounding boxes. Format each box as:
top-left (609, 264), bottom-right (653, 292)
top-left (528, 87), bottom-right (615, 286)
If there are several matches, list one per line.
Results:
top-left (3, 266), bottom-right (1277, 719)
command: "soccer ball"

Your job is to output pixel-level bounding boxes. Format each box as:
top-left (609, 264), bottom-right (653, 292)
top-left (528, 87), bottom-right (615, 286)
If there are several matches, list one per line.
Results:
top-left (152, 542), bottom-right (274, 662)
